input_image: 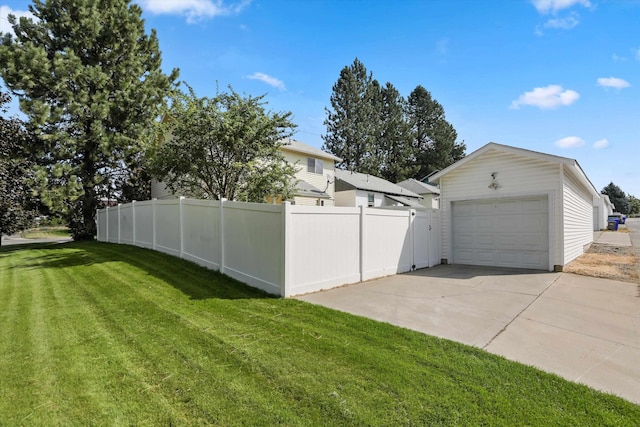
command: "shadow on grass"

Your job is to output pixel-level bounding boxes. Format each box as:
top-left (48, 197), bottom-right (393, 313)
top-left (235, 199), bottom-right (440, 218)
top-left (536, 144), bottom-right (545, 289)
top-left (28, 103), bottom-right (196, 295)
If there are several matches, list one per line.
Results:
top-left (0, 241), bottom-right (273, 301)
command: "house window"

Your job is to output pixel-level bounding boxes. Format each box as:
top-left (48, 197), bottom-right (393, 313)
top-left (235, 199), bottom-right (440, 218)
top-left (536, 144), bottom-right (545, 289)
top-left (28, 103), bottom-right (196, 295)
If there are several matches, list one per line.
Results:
top-left (307, 157), bottom-right (324, 174)
top-left (367, 193), bottom-right (375, 207)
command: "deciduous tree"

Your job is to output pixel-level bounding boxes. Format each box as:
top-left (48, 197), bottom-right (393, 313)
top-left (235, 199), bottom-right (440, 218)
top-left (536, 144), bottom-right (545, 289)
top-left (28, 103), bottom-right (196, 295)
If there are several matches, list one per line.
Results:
top-left (147, 86), bottom-right (298, 203)
top-left (0, 0), bottom-right (178, 239)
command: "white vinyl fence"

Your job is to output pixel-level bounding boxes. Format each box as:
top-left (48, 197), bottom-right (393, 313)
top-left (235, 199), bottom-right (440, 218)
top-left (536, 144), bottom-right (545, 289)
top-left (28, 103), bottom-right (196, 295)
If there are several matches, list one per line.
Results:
top-left (97, 198), bottom-right (440, 297)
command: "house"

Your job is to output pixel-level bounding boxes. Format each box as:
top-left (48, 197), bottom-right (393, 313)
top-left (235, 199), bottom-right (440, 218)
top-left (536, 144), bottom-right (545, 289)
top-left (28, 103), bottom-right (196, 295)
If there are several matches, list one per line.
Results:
top-left (593, 194), bottom-right (615, 231)
top-left (334, 169), bottom-right (422, 208)
top-left (429, 142), bottom-right (599, 272)
top-left (151, 138), bottom-right (341, 204)
top-left (396, 178), bottom-right (440, 209)
top-left (280, 139), bottom-right (341, 206)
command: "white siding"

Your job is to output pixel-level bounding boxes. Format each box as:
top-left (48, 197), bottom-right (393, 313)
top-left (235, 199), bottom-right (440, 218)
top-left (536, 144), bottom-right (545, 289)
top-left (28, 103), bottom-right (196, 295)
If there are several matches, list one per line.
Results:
top-left (592, 195), bottom-right (610, 231)
top-left (151, 179), bottom-right (175, 200)
top-left (334, 190), bottom-right (356, 207)
top-left (419, 194), bottom-right (439, 209)
top-left (439, 150), bottom-right (562, 270)
top-left (282, 150), bottom-right (336, 203)
top-left (335, 190), bottom-right (398, 207)
top-left (562, 167), bottom-right (594, 264)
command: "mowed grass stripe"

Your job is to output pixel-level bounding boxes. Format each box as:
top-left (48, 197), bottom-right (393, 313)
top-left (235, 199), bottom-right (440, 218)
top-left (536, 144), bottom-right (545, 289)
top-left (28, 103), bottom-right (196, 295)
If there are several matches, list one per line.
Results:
top-left (80, 247), bottom-right (330, 424)
top-left (0, 248), bottom-right (40, 419)
top-left (81, 246), bottom-right (437, 422)
top-left (1, 241), bottom-right (639, 426)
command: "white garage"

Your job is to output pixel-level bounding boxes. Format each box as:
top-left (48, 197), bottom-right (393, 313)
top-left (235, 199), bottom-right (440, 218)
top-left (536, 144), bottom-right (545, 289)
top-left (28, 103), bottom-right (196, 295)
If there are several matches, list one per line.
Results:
top-left (430, 143), bottom-right (598, 272)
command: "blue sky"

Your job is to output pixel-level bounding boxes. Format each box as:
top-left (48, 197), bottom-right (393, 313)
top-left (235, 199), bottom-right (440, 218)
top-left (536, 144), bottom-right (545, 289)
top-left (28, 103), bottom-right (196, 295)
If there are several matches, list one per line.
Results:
top-left (2, 0), bottom-right (639, 196)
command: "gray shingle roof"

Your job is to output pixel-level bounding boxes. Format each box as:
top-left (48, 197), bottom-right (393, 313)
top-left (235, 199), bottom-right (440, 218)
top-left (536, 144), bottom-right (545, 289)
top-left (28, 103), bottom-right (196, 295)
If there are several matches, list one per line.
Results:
top-left (294, 180), bottom-right (331, 199)
top-left (335, 169), bottom-right (421, 198)
top-left (280, 139), bottom-right (342, 162)
top-left (385, 194), bottom-right (424, 207)
top-left (396, 178), bottom-right (440, 195)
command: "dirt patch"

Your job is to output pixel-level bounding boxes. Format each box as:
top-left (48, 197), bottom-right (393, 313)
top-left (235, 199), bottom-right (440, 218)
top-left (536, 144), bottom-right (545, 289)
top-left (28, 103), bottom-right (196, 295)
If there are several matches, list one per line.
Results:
top-left (564, 243), bottom-right (639, 284)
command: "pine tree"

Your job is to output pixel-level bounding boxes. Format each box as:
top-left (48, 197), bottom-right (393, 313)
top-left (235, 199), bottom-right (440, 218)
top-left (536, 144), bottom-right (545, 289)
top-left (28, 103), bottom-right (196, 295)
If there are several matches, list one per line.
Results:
top-left (0, 0), bottom-right (178, 239)
top-left (406, 85), bottom-right (465, 180)
top-left (323, 58), bottom-right (381, 174)
top-left (378, 82), bottom-right (416, 182)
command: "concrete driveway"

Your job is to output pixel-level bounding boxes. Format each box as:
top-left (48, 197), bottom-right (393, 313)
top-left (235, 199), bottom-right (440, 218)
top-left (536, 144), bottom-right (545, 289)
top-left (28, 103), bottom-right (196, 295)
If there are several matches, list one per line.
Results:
top-left (298, 264), bottom-right (640, 404)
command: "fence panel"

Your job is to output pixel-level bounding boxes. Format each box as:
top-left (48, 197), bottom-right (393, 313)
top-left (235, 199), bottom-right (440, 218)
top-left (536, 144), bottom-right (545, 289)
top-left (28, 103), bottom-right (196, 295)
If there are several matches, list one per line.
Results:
top-left (119, 204), bottom-right (134, 245)
top-left (96, 199), bottom-right (442, 297)
top-left (182, 199), bottom-right (221, 270)
top-left (288, 206), bottom-right (361, 296)
top-left (155, 199), bottom-right (181, 257)
top-left (223, 201), bottom-right (284, 295)
top-left (97, 209), bottom-right (107, 242)
top-left (134, 201), bottom-right (154, 248)
top-left (430, 210), bottom-right (442, 267)
top-left (107, 208), bottom-right (119, 242)
top-left (362, 209), bottom-right (413, 281)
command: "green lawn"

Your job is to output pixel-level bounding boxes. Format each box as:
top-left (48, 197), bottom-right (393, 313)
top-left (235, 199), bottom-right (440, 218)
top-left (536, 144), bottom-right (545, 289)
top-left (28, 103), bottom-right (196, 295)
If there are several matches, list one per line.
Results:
top-left (20, 226), bottom-right (70, 239)
top-left (1, 242), bottom-right (638, 425)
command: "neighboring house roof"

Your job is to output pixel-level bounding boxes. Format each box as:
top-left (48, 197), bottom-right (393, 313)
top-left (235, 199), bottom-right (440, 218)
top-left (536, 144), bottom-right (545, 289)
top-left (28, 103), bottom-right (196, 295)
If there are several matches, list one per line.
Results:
top-left (396, 178), bottom-right (440, 196)
top-left (280, 139), bottom-right (342, 162)
top-left (294, 180), bottom-right (331, 199)
top-left (429, 142), bottom-right (599, 198)
top-left (335, 169), bottom-right (421, 199)
top-left (385, 194), bottom-right (424, 208)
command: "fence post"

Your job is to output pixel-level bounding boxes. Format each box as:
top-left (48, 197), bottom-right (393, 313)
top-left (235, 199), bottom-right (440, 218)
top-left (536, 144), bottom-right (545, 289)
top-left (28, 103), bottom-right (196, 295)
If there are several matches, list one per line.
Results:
top-left (96, 208), bottom-right (100, 241)
top-left (152, 198), bottom-right (157, 250)
top-left (132, 200), bottom-right (136, 246)
top-left (117, 204), bottom-right (121, 244)
top-left (359, 205), bottom-right (365, 282)
top-left (281, 201), bottom-right (291, 297)
top-left (179, 196), bottom-right (185, 258)
top-left (409, 209), bottom-right (415, 270)
top-left (220, 198), bottom-right (226, 275)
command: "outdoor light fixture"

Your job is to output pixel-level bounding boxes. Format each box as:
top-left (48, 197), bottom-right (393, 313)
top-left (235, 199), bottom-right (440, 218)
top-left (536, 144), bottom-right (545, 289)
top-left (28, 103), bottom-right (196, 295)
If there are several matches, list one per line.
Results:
top-left (488, 172), bottom-right (501, 190)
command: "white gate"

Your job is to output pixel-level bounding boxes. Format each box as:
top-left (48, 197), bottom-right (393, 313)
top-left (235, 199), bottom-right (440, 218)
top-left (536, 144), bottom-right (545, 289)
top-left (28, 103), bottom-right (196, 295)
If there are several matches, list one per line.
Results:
top-left (412, 209), bottom-right (441, 270)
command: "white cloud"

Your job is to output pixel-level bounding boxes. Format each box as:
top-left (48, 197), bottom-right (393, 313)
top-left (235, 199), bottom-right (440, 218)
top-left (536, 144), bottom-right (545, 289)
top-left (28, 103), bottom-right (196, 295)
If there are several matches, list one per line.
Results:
top-left (532, 0), bottom-right (591, 14)
top-left (555, 136), bottom-right (585, 148)
top-left (597, 77), bottom-right (630, 89)
top-left (0, 6), bottom-right (36, 36)
top-left (140, 0), bottom-right (250, 23)
top-left (612, 53), bottom-right (627, 62)
top-left (543, 12), bottom-right (579, 29)
top-left (636, 47), bottom-right (640, 60)
top-left (247, 72), bottom-right (285, 90)
top-left (510, 85), bottom-right (580, 109)
top-left (593, 139), bottom-right (609, 149)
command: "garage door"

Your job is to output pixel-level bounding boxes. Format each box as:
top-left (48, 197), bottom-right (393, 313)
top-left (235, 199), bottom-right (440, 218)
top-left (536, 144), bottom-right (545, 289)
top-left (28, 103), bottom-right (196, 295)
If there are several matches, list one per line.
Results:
top-left (452, 197), bottom-right (548, 270)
